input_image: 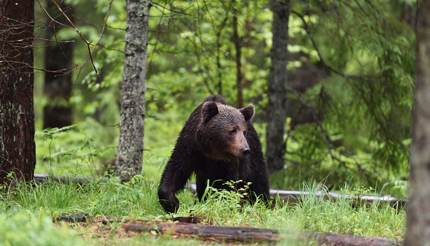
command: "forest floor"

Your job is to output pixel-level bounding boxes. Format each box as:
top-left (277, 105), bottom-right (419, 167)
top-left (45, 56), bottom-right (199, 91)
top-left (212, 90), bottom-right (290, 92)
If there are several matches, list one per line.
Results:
top-left (0, 161), bottom-right (405, 245)
top-left (0, 175), bottom-right (404, 245)
top-left (0, 118), bottom-right (406, 245)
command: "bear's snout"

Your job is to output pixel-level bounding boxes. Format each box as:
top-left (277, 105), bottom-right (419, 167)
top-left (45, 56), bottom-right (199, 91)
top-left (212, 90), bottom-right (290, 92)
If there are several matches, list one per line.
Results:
top-left (240, 139), bottom-right (250, 156)
top-left (230, 133), bottom-right (250, 158)
top-left (242, 146), bottom-right (251, 155)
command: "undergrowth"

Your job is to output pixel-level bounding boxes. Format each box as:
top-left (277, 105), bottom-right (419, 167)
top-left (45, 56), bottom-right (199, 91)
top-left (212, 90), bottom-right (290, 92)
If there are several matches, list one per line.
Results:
top-left (0, 117), bottom-right (405, 245)
top-left (0, 177), bottom-right (404, 244)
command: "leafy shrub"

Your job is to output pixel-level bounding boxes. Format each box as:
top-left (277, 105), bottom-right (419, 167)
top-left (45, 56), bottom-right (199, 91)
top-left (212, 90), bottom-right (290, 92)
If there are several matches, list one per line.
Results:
top-left (0, 211), bottom-right (86, 246)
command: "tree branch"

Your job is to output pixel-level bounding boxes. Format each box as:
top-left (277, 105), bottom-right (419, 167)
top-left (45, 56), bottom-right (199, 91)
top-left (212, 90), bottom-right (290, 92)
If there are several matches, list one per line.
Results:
top-left (50, 0), bottom-right (98, 74)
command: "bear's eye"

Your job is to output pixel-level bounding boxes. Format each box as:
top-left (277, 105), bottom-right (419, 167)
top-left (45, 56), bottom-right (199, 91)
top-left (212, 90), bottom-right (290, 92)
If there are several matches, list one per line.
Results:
top-left (229, 129), bottom-right (237, 135)
top-left (243, 130), bottom-right (247, 135)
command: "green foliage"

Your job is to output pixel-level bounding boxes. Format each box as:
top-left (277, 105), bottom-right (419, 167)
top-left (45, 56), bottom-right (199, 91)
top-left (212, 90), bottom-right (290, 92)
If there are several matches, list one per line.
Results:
top-left (270, 0), bottom-right (415, 191)
top-left (293, 190), bottom-right (404, 239)
top-left (6, 123), bottom-right (405, 242)
top-left (89, 176), bottom-right (164, 216)
top-left (35, 120), bottom-right (116, 176)
top-left (0, 211), bottom-right (86, 246)
top-left (33, 0), bottom-right (416, 192)
top-left (1, 179), bottom-right (404, 242)
top-left (28, 0), bottom-right (414, 242)
top-left (34, 0), bottom-right (416, 191)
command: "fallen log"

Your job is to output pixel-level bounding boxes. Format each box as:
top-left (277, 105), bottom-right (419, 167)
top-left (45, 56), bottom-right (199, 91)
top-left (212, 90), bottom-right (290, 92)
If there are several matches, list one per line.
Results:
top-left (270, 188), bottom-right (406, 209)
top-left (53, 213), bottom-right (400, 245)
top-left (123, 221), bottom-right (400, 245)
top-left (34, 173), bottom-right (92, 185)
top-left (54, 213), bottom-right (201, 225)
top-left (307, 233), bottom-right (402, 246)
top-left (54, 212), bottom-right (88, 223)
top-left (187, 184), bottom-right (406, 209)
top-left (309, 232), bottom-right (399, 246)
top-left (123, 222), bottom-right (280, 243)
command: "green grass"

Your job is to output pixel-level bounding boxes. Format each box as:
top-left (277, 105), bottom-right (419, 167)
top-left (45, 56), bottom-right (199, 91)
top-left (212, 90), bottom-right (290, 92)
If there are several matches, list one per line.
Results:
top-left (0, 116), bottom-right (405, 245)
top-left (0, 210), bottom-right (86, 246)
top-left (0, 177), bottom-right (404, 244)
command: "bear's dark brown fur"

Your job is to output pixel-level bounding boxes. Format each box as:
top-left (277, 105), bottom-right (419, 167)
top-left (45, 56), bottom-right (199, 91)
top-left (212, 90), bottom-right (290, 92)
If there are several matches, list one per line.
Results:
top-left (158, 95), bottom-right (270, 213)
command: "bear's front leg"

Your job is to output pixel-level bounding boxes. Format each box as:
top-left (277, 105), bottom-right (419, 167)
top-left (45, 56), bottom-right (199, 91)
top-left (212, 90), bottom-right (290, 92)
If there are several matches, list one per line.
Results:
top-left (195, 174), bottom-right (209, 201)
top-left (158, 151), bottom-right (194, 213)
top-left (158, 184), bottom-right (180, 213)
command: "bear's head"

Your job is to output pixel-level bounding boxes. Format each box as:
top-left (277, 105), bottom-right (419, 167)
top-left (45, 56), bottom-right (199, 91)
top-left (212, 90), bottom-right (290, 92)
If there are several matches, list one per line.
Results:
top-left (196, 101), bottom-right (254, 161)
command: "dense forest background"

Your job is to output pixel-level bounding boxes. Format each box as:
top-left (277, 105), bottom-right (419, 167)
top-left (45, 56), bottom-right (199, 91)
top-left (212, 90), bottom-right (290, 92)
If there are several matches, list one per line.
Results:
top-left (33, 0), bottom-right (415, 198)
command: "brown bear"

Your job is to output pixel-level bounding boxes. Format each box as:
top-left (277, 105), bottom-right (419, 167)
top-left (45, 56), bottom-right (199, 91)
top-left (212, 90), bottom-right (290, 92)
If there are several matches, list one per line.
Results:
top-left (158, 95), bottom-right (270, 213)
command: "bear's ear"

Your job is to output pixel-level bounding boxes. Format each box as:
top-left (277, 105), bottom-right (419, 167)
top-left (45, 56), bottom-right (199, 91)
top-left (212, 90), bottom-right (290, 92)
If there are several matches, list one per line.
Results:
top-left (202, 101), bottom-right (219, 123)
top-left (240, 105), bottom-right (254, 122)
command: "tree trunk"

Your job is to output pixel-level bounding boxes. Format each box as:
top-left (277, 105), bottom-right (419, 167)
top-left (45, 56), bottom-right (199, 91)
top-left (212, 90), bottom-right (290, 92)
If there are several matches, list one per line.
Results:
top-left (266, 0), bottom-right (290, 173)
top-left (115, 0), bottom-right (151, 181)
top-left (43, 1), bottom-right (74, 129)
top-left (0, 0), bottom-right (35, 184)
top-left (232, 0), bottom-right (243, 108)
top-left (405, 2), bottom-right (430, 245)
